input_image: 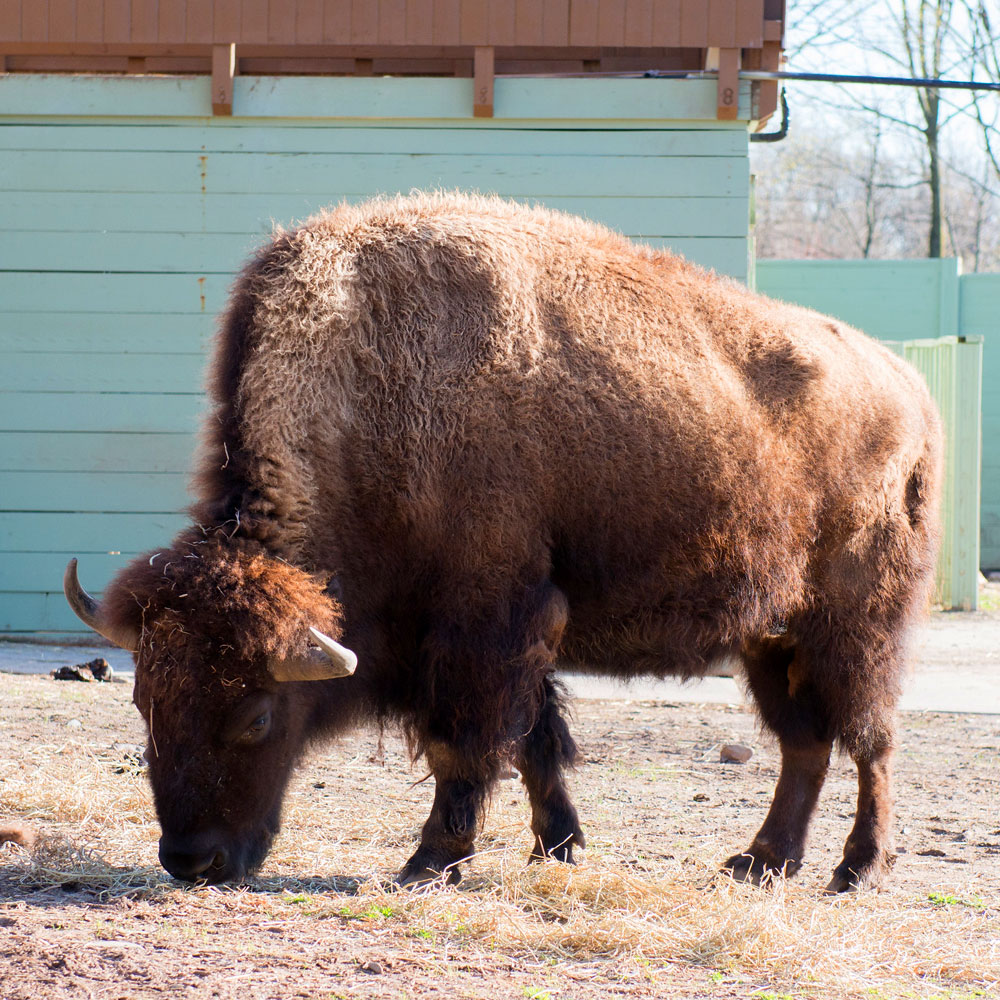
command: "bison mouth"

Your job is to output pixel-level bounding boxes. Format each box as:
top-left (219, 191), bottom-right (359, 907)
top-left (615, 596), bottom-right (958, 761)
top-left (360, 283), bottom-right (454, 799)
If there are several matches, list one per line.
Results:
top-left (158, 825), bottom-right (276, 885)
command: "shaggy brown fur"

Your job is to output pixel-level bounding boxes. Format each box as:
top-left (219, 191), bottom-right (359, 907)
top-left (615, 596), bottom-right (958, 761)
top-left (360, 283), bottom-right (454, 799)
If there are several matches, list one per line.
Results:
top-left (85, 192), bottom-right (941, 891)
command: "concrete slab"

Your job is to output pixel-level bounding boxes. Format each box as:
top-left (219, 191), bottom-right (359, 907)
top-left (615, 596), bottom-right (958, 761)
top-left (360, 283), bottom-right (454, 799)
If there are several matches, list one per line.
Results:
top-left (1, 610), bottom-right (997, 714)
top-left (568, 611), bottom-right (1000, 714)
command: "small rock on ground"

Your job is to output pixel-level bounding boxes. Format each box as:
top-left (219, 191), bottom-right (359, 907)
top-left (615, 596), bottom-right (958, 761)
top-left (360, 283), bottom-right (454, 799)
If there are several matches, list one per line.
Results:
top-left (720, 743), bottom-right (753, 764)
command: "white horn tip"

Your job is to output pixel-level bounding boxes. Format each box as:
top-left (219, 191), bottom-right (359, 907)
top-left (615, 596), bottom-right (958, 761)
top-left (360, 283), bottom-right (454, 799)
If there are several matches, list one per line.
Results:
top-left (308, 627), bottom-right (358, 676)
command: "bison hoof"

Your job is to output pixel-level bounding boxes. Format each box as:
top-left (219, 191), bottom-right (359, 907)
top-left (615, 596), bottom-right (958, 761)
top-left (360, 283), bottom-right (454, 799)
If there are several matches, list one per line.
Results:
top-left (824, 850), bottom-right (896, 894)
top-left (528, 830), bottom-right (584, 865)
top-left (723, 850), bottom-right (802, 886)
top-left (528, 843), bottom-right (575, 865)
top-left (394, 858), bottom-right (463, 890)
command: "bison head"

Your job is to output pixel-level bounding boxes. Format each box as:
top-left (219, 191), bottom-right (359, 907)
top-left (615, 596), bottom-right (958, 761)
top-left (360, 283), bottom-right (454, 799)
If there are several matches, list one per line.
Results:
top-left (64, 539), bottom-right (356, 884)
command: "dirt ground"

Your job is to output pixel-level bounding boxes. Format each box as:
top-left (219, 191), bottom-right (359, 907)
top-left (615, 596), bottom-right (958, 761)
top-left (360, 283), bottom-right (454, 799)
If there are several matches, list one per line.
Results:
top-left (0, 669), bottom-right (997, 1000)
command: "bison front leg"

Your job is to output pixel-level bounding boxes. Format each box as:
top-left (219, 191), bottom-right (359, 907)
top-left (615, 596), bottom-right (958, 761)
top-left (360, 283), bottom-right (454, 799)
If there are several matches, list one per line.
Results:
top-left (397, 579), bottom-right (577, 886)
top-left (517, 675), bottom-right (585, 863)
top-left (396, 742), bottom-right (491, 888)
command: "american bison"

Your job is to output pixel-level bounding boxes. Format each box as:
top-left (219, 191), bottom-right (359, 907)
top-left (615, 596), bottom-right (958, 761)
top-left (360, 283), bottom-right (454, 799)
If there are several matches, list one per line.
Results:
top-left (65, 193), bottom-right (941, 892)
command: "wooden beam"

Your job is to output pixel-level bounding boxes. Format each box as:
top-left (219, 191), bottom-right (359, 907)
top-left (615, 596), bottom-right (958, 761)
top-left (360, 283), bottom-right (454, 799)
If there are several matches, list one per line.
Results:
top-left (716, 46), bottom-right (739, 120)
top-left (473, 45), bottom-right (494, 118)
top-left (0, 42), bottom-right (715, 61)
top-left (756, 39), bottom-right (782, 123)
top-left (211, 43), bottom-right (236, 116)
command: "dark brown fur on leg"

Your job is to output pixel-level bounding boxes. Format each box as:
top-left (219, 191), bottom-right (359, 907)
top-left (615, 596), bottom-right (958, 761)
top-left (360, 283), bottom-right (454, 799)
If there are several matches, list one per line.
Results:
top-left (727, 635), bottom-right (834, 884)
top-left (398, 582), bottom-right (573, 886)
top-left (517, 676), bottom-right (585, 863)
top-left (725, 740), bottom-right (832, 883)
top-left (826, 744), bottom-right (896, 893)
top-left (396, 743), bottom-right (490, 888)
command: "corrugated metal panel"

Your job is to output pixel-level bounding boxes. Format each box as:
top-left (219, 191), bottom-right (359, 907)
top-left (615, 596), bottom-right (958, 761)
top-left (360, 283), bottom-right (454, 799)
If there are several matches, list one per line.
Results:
top-left (882, 338), bottom-right (983, 611)
top-left (960, 274), bottom-right (1000, 569)
top-left (0, 74), bottom-right (752, 634)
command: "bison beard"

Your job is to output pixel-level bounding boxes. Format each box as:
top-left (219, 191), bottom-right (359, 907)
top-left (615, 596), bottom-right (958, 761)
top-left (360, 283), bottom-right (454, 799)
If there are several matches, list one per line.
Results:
top-left (65, 193), bottom-right (941, 893)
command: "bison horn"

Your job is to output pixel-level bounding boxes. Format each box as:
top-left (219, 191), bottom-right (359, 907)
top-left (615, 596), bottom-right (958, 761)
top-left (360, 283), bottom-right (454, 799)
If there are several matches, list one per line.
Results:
top-left (63, 558), bottom-right (140, 652)
top-left (268, 627), bottom-right (357, 682)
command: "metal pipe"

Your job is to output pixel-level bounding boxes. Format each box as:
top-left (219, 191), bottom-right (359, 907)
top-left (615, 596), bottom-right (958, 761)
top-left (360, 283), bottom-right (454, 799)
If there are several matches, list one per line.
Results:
top-left (691, 69), bottom-right (1000, 92)
top-left (749, 88), bottom-right (789, 143)
top-left (505, 69), bottom-right (1000, 93)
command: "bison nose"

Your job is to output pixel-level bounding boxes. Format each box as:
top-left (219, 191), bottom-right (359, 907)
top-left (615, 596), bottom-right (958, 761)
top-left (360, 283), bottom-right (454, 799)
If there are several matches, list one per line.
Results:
top-left (159, 834), bottom-right (230, 883)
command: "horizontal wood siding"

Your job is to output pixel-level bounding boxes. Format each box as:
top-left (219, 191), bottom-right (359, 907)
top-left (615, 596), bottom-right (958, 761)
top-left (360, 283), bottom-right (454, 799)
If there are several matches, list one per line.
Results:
top-left (0, 73), bottom-right (753, 120)
top-left (0, 74), bottom-right (751, 634)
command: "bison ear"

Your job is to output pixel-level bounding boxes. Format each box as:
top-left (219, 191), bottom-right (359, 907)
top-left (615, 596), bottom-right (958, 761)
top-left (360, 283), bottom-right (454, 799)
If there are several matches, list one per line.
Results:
top-left (267, 627), bottom-right (357, 683)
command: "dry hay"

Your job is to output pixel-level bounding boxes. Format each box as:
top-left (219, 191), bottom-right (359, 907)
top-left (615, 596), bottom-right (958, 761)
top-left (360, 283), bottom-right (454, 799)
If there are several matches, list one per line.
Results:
top-left (1, 737), bottom-right (997, 1000)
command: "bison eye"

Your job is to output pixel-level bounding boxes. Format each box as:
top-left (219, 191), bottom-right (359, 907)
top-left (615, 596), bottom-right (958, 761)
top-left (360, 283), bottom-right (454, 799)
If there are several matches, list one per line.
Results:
top-left (238, 711), bottom-right (272, 746)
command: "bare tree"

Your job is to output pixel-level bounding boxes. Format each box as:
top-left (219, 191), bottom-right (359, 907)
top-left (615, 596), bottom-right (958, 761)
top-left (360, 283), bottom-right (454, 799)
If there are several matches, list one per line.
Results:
top-left (754, 0), bottom-right (1000, 268)
top-left (966, 0), bottom-right (1000, 180)
top-left (845, 0), bottom-right (972, 257)
top-left (754, 126), bottom-right (929, 260)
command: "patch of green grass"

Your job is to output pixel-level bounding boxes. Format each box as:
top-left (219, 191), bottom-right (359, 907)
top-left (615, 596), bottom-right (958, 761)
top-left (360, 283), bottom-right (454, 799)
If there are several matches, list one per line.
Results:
top-left (927, 890), bottom-right (986, 910)
top-left (977, 584), bottom-right (1000, 611)
top-left (523, 989), bottom-right (553, 1000)
top-left (867, 987), bottom-right (988, 999)
top-left (336, 902), bottom-right (396, 922)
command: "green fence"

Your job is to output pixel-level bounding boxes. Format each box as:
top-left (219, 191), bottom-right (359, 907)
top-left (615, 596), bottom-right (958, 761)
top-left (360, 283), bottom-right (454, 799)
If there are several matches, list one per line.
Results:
top-left (960, 275), bottom-right (1000, 571)
top-left (881, 337), bottom-right (983, 611)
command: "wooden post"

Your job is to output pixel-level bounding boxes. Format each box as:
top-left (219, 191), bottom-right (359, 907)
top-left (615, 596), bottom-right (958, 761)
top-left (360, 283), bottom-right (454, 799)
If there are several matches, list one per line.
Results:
top-left (212, 43), bottom-right (236, 116)
top-left (717, 47), bottom-right (740, 120)
top-left (756, 19), bottom-right (783, 122)
top-left (474, 46), bottom-right (494, 118)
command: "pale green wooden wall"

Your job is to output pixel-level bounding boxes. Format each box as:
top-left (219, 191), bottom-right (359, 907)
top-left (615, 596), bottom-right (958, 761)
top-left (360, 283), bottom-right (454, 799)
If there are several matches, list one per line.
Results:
top-left (758, 259), bottom-right (995, 607)
top-left (0, 74), bottom-right (753, 635)
top-left (755, 259), bottom-right (962, 341)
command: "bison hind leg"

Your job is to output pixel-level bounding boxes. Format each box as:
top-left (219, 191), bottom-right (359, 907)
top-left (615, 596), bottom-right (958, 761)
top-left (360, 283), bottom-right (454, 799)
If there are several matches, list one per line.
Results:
top-left (725, 633), bottom-right (835, 886)
top-left (733, 607), bottom-right (906, 893)
top-left (824, 742), bottom-right (897, 893)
